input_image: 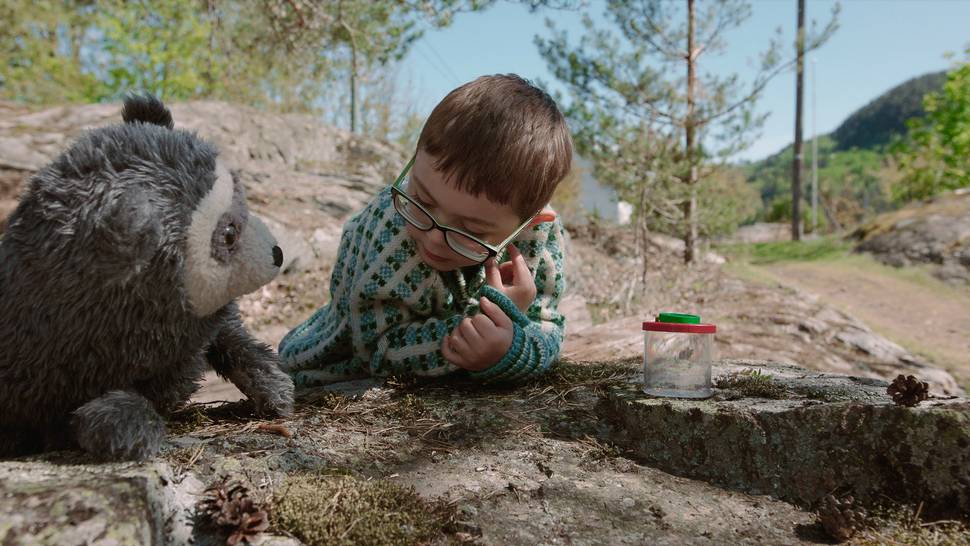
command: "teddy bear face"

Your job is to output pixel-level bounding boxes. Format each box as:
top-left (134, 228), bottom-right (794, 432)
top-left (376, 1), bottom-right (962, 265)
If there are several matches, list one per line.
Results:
top-left (183, 161), bottom-right (282, 316)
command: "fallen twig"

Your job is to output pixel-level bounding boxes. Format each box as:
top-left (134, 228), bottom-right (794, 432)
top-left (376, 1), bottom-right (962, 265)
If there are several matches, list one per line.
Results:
top-left (257, 423), bottom-right (293, 438)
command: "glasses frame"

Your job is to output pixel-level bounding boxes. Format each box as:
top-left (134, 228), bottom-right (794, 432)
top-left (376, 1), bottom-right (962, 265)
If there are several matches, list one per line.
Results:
top-left (390, 155), bottom-right (538, 264)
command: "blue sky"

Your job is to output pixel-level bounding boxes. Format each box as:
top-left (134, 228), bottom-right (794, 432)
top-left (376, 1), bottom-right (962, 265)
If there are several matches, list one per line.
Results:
top-left (398, 0), bottom-right (970, 162)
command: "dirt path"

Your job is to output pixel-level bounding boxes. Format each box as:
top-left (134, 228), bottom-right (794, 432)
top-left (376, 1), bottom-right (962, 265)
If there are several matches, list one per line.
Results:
top-left (761, 257), bottom-right (970, 387)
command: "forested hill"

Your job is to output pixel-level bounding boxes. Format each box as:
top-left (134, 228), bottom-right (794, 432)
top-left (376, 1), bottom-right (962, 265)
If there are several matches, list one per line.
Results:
top-left (831, 70), bottom-right (947, 151)
top-left (743, 70), bottom-right (947, 227)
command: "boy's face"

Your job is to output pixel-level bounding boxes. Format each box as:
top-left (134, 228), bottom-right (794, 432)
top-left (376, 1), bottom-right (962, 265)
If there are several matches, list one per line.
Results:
top-left (405, 150), bottom-right (523, 271)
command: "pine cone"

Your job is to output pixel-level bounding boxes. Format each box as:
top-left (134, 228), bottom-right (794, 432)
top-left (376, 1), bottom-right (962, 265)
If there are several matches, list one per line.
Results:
top-left (887, 374), bottom-right (929, 407)
top-left (199, 482), bottom-right (231, 520)
top-left (227, 509), bottom-right (270, 546)
top-left (199, 477), bottom-right (269, 545)
top-left (817, 494), bottom-right (866, 542)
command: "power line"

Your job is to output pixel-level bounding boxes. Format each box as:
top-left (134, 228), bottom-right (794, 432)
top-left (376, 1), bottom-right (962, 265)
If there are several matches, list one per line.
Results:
top-left (415, 41), bottom-right (460, 85)
top-left (422, 40), bottom-right (461, 83)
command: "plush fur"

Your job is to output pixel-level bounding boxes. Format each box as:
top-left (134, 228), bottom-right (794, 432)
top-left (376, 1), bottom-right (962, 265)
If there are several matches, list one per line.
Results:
top-left (0, 95), bottom-right (294, 461)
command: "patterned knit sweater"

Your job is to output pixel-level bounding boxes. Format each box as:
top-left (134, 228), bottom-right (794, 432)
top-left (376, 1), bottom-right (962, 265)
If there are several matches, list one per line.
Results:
top-left (278, 187), bottom-right (566, 387)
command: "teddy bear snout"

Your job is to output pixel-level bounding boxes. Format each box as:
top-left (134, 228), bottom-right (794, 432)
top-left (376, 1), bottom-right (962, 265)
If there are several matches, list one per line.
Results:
top-left (273, 245), bottom-right (283, 267)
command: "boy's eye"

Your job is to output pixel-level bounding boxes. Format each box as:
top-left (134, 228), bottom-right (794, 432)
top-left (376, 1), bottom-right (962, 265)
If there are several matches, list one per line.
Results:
top-left (458, 227), bottom-right (489, 242)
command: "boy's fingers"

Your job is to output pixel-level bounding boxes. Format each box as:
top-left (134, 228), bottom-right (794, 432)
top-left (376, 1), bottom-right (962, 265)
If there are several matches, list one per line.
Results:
top-left (447, 332), bottom-right (473, 359)
top-left (441, 335), bottom-right (467, 367)
top-left (470, 315), bottom-right (499, 346)
top-left (484, 258), bottom-right (503, 289)
top-left (480, 296), bottom-right (513, 329)
top-left (471, 312), bottom-right (495, 333)
top-left (459, 317), bottom-right (483, 346)
top-left (509, 246), bottom-right (532, 286)
top-left (498, 261), bottom-right (516, 284)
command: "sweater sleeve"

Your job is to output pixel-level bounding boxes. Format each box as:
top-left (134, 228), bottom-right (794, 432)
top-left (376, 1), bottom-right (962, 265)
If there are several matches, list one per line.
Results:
top-left (367, 311), bottom-right (463, 378)
top-left (367, 219), bottom-right (567, 382)
top-left (466, 219), bottom-right (567, 383)
top-left (277, 216), bottom-right (370, 386)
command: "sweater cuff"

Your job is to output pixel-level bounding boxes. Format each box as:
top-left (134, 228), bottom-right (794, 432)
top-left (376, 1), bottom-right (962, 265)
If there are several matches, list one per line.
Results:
top-left (477, 285), bottom-right (531, 327)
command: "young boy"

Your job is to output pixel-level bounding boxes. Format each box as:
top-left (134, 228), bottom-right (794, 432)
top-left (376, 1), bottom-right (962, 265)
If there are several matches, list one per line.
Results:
top-left (278, 74), bottom-right (572, 386)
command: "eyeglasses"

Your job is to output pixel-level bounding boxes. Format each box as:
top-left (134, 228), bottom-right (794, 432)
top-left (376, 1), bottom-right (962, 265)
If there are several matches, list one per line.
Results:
top-left (391, 156), bottom-right (538, 263)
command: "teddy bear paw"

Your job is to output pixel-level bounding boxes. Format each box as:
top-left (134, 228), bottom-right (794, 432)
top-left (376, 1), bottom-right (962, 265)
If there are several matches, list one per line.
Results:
top-left (72, 391), bottom-right (166, 461)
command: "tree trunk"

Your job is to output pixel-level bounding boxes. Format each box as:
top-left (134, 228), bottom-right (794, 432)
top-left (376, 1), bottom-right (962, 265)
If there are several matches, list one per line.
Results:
top-left (350, 40), bottom-right (358, 134)
top-left (791, 0), bottom-right (805, 241)
top-left (683, 0), bottom-right (698, 264)
top-left (639, 174), bottom-right (650, 287)
top-left (204, 0), bottom-right (217, 93)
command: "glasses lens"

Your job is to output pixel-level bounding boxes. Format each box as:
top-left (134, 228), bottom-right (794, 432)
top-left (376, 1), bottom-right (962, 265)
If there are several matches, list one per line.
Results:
top-left (446, 231), bottom-right (490, 262)
top-left (393, 190), bottom-right (433, 230)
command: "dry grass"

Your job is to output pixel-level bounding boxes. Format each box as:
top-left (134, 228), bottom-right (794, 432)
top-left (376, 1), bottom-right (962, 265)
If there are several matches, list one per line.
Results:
top-left (849, 504), bottom-right (970, 546)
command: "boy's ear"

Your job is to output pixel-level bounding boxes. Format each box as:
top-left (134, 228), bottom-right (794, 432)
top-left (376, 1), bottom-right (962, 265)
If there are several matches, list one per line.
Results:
top-left (528, 207), bottom-right (557, 227)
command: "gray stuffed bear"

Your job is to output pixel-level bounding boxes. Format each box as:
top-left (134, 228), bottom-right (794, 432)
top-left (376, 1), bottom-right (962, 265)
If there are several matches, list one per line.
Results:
top-left (0, 95), bottom-right (295, 461)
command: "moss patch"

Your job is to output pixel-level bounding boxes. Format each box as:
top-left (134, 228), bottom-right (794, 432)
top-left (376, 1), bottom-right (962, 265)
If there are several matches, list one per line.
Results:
top-left (715, 369), bottom-right (789, 399)
top-left (272, 472), bottom-right (456, 546)
top-left (541, 358), bottom-right (640, 388)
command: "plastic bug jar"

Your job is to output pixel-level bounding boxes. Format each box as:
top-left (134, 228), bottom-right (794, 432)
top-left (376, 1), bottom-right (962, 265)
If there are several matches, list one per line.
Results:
top-left (642, 312), bottom-right (717, 399)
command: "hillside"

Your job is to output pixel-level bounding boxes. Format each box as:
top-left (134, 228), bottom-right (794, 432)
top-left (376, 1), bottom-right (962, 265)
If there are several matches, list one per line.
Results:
top-left (831, 70), bottom-right (947, 151)
top-left (744, 70), bottom-right (947, 227)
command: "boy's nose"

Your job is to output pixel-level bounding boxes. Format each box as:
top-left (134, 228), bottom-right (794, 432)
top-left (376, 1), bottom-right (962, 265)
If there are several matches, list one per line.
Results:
top-left (426, 228), bottom-right (447, 246)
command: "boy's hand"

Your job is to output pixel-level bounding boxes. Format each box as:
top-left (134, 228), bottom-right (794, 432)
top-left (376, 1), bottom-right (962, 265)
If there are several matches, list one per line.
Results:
top-left (441, 297), bottom-right (513, 371)
top-left (485, 245), bottom-right (536, 314)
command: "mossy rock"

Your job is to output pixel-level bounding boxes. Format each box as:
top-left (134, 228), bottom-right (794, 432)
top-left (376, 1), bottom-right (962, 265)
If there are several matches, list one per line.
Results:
top-left (272, 472), bottom-right (455, 546)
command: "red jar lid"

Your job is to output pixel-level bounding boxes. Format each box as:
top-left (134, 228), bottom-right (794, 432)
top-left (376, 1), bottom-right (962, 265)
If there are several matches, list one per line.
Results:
top-left (643, 312), bottom-right (716, 334)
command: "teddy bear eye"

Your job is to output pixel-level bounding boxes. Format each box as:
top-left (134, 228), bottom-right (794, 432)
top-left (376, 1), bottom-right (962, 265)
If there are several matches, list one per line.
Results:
top-left (223, 224), bottom-right (238, 247)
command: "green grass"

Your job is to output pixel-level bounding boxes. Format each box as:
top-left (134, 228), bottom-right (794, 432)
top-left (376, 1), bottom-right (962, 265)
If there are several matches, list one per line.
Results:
top-left (718, 237), bottom-right (851, 265)
top-left (832, 253), bottom-right (967, 297)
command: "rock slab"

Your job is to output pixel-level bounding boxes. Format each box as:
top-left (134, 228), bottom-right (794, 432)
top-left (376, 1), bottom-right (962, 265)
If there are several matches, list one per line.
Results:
top-left (0, 461), bottom-right (200, 546)
top-left (603, 360), bottom-right (970, 517)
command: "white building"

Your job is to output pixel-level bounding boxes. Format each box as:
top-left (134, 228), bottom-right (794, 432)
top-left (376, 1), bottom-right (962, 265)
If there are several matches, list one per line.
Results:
top-left (574, 155), bottom-right (632, 225)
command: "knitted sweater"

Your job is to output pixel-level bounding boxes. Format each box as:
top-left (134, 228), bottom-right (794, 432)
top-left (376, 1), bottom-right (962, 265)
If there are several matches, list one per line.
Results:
top-left (278, 187), bottom-right (566, 387)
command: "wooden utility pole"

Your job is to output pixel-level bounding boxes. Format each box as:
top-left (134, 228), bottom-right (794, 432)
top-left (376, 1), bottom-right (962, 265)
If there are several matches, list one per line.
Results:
top-left (811, 57), bottom-right (818, 232)
top-left (792, 0), bottom-right (805, 241)
top-left (684, 0), bottom-right (698, 263)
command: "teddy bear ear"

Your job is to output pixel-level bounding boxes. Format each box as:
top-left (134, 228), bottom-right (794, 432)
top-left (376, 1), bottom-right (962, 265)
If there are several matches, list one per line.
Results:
top-left (91, 187), bottom-right (162, 282)
top-left (121, 94), bottom-right (174, 130)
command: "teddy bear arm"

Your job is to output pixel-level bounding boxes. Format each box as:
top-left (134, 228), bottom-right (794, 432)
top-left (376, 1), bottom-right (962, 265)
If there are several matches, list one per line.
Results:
top-left (206, 317), bottom-right (294, 418)
top-left (133, 355), bottom-right (208, 416)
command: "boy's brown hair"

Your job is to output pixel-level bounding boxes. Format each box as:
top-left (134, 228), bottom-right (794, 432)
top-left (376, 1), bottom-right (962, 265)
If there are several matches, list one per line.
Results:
top-left (417, 74), bottom-right (573, 220)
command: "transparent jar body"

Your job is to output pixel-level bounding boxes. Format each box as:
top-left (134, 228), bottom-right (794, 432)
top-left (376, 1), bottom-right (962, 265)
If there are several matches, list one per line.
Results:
top-left (643, 330), bottom-right (715, 399)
